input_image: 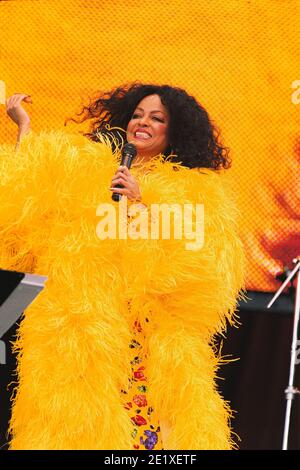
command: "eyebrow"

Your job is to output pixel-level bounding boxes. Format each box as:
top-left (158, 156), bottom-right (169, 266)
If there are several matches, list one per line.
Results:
top-left (135, 106), bottom-right (167, 116)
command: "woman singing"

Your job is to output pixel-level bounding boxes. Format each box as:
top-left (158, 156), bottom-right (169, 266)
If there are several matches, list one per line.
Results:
top-left (1, 83), bottom-right (245, 450)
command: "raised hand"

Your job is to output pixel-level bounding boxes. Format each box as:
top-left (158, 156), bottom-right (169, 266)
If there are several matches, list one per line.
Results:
top-left (6, 93), bottom-right (32, 148)
top-left (6, 93), bottom-right (32, 128)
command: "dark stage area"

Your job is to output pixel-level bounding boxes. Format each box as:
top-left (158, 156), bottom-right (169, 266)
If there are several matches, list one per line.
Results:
top-left (216, 290), bottom-right (299, 450)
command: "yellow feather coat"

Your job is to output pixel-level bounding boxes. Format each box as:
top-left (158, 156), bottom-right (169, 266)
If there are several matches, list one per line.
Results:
top-left (0, 131), bottom-right (245, 450)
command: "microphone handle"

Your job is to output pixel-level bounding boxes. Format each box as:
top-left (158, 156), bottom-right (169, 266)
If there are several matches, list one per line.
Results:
top-left (111, 153), bottom-right (134, 202)
top-left (111, 184), bottom-right (123, 202)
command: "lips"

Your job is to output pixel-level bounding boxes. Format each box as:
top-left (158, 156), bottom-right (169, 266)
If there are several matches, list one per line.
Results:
top-left (134, 129), bottom-right (152, 139)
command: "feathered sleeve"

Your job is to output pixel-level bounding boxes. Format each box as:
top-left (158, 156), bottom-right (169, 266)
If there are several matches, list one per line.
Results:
top-left (0, 131), bottom-right (136, 450)
top-left (0, 139), bottom-right (38, 273)
top-left (0, 130), bottom-right (119, 272)
top-left (123, 158), bottom-right (246, 338)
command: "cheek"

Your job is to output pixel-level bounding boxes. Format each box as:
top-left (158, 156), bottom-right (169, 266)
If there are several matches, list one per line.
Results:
top-left (158, 125), bottom-right (169, 143)
top-left (127, 120), bottom-right (134, 134)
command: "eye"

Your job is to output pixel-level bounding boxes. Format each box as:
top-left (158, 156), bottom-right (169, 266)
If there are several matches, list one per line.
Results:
top-left (132, 113), bottom-right (141, 119)
top-left (152, 116), bottom-right (164, 122)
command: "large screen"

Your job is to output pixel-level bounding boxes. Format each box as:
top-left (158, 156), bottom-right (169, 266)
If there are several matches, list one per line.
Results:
top-left (0, 0), bottom-right (299, 292)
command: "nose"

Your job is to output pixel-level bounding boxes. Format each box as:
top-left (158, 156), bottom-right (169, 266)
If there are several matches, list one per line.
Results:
top-left (138, 114), bottom-right (150, 126)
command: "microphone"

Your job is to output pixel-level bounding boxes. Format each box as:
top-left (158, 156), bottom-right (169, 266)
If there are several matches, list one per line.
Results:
top-left (111, 142), bottom-right (137, 202)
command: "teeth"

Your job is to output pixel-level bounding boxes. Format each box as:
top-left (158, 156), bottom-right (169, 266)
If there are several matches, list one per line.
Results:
top-left (135, 132), bottom-right (151, 139)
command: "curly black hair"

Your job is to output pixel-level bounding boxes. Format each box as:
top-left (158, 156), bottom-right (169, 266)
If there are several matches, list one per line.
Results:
top-left (67, 82), bottom-right (231, 170)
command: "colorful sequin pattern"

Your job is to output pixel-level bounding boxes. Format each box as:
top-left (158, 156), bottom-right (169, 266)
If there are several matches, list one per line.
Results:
top-left (121, 319), bottom-right (163, 450)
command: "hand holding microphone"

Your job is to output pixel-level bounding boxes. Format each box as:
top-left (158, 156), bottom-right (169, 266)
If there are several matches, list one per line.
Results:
top-left (110, 143), bottom-right (142, 202)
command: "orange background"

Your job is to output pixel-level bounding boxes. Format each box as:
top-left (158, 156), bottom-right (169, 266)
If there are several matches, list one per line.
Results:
top-left (0, 0), bottom-right (299, 292)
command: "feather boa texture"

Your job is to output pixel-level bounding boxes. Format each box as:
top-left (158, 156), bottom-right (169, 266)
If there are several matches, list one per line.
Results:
top-left (0, 131), bottom-right (245, 449)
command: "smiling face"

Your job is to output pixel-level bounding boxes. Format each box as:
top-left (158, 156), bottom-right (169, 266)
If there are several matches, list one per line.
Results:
top-left (126, 94), bottom-right (170, 159)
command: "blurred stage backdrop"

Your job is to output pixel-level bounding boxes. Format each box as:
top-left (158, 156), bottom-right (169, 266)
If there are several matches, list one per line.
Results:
top-left (0, 0), bottom-right (300, 450)
top-left (0, 0), bottom-right (299, 292)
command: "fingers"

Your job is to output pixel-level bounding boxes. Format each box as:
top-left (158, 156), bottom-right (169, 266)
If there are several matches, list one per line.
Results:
top-left (114, 167), bottom-right (130, 178)
top-left (118, 165), bottom-right (131, 175)
top-left (6, 93), bottom-right (32, 109)
top-left (111, 165), bottom-right (132, 185)
top-left (110, 166), bottom-right (140, 200)
top-left (23, 95), bottom-right (32, 104)
top-left (5, 93), bottom-right (32, 129)
top-left (111, 171), bottom-right (128, 185)
top-left (112, 171), bottom-right (128, 181)
top-left (109, 186), bottom-right (125, 194)
top-left (111, 176), bottom-right (127, 187)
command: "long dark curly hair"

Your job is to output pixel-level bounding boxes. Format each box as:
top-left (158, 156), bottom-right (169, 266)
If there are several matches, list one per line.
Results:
top-left (67, 82), bottom-right (231, 170)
